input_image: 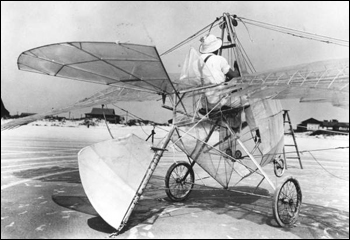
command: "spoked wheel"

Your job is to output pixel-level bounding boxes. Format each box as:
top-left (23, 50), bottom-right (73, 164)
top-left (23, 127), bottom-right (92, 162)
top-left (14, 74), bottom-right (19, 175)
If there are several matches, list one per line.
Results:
top-left (274, 158), bottom-right (285, 177)
top-left (165, 161), bottom-right (195, 202)
top-left (273, 177), bottom-right (302, 227)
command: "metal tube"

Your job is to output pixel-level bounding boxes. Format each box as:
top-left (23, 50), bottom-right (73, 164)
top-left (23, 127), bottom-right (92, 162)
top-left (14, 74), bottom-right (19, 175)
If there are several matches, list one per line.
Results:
top-left (224, 13), bottom-right (246, 77)
top-left (219, 15), bottom-right (225, 56)
top-left (116, 125), bottom-right (177, 233)
top-left (236, 139), bottom-right (276, 191)
top-left (178, 83), bottom-right (221, 94)
top-left (173, 92), bottom-right (177, 124)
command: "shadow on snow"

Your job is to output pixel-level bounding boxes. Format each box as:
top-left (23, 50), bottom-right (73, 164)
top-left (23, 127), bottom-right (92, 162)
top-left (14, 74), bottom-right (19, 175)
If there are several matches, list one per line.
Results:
top-left (10, 168), bottom-right (349, 238)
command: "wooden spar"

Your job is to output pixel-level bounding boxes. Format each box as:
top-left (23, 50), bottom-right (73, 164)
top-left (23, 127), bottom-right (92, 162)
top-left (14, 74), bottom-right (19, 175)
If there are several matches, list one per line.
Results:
top-left (173, 92), bottom-right (177, 124)
top-left (116, 125), bottom-right (176, 233)
top-left (218, 17), bottom-right (225, 56)
top-left (224, 13), bottom-right (249, 76)
top-left (162, 104), bottom-right (188, 115)
top-left (178, 83), bottom-right (221, 94)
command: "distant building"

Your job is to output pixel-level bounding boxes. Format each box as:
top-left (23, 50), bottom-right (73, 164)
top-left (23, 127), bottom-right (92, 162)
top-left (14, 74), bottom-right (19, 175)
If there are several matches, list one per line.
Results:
top-left (85, 108), bottom-right (123, 124)
top-left (1, 99), bottom-right (10, 119)
top-left (296, 118), bottom-right (322, 132)
top-left (320, 119), bottom-right (349, 132)
top-left (45, 115), bottom-right (66, 121)
top-left (297, 118), bottom-right (349, 133)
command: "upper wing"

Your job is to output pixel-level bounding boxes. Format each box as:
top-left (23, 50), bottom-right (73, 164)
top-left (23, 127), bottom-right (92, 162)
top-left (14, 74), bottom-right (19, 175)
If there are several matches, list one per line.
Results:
top-left (1, 86), bottom-right (160, 131)
top-left (18, 42), bottom-right (176, 94)
top-left (220, 58), bottom-right (349, 108)
top-left (2, 42), bottom-right (179, 131)
top-left (176, 48), bottom-right (348, 108)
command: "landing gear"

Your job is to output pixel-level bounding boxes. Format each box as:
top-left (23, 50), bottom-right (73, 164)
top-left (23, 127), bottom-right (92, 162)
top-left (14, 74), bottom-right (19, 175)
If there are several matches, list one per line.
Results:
top-left (274, 158), bottom-right (285, 177)
top-left (165, 161), bottom-right (195, 202)
top-left (273, 177), bottom-right (302, 227)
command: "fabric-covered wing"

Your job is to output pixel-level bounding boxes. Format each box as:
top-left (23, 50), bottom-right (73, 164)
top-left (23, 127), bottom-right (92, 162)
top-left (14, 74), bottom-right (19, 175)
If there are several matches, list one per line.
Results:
top-left (176, 48), bottom-right (348, 108)
top-left (1, 86), bottom-right (159, 131)
top-left (188, 58), bottom-right (348, 108)
top-left (234, 58), bottom-right (349, 108)
top-left (18, 42), bottom-right (175, 94)
top-left (2, 42), bottom-right (178, 131)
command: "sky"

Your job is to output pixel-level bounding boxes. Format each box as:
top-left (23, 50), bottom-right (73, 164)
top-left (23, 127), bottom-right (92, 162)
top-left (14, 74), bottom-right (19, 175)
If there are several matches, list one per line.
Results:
top-left (1, 1), bottom-right (349, 125)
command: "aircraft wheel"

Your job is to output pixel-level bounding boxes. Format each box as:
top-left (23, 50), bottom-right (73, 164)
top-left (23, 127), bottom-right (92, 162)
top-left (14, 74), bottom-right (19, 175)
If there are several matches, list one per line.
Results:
top-left (274, 158), bottom-right (285, 177)
top-left (165, 161), bottom-right (194, 202)
top-left (273, 177), bottom-right (302, 227)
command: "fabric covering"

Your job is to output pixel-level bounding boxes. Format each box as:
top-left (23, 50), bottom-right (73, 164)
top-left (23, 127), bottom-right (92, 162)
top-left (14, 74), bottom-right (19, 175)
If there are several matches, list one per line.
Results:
top-left (171, 98), bottom-right (284, 188)
top-left (178, 47), bottom-right (215, 87)
top-left (172, 120), bottom-right (236, 188)
top-left (177, 47), bottom-right (233, 109)
top-left (78, 134), bottom-right (154, 230)
top-left (250, 99), bottom-right (284, 167)
top-left (18, 42), bottom-right (173, 94)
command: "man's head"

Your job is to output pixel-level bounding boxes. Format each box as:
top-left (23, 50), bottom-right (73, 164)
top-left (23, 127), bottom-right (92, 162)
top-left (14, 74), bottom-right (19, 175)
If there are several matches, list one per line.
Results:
top-left (199, 34), bottom-right (222, 54)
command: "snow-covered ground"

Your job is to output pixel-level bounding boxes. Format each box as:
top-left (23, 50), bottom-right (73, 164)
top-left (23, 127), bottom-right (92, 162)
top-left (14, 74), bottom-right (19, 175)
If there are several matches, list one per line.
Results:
top-left (1, 119), bottom-right (170, 145)
top-left (1, 119), bottom-right (349, 238)
top-left (2, 118), bottom-right (348, 146)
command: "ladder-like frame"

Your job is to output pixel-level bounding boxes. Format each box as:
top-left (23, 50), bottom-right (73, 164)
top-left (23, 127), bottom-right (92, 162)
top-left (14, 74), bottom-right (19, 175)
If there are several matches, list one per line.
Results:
top-left (283, 110), bottom-right (303, 169)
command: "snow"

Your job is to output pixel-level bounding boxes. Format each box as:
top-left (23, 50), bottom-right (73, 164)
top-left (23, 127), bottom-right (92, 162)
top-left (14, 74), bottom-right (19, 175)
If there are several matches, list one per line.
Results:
top-left (1, 119), bottom-right (170, 144)
top-left (2, 119), bottom-right (348, 143)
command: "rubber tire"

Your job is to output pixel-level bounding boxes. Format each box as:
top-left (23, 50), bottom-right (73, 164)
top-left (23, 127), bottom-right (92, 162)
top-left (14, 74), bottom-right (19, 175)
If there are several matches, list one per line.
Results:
top-left (165, 161), bottom-right (195, 202)
top-left (273, 177), bottom-right (302, 227)
top-left (274, 158), bottom-right (285, 177)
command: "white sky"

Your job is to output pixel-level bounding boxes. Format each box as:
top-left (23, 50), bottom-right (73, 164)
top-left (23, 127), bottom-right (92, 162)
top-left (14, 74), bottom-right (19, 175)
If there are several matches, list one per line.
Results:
top-left (1, 1), bottom-right (349, 124)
